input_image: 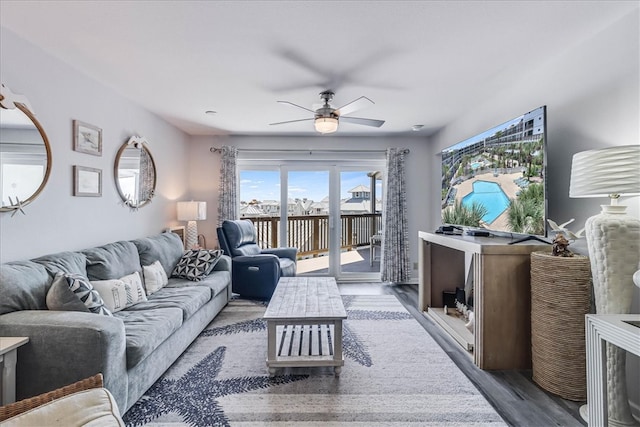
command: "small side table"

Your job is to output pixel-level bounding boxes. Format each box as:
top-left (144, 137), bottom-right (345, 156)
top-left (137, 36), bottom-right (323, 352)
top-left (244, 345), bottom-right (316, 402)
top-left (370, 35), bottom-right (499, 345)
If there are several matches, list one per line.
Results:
top-left (0, 337), bottom-right (29, 405)
top-left (585, 314), bottom-right (640, 426)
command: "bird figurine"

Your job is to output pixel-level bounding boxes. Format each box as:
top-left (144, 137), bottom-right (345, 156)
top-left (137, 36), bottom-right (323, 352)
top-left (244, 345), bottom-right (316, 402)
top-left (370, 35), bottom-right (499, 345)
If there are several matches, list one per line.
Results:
top-left (547, 218), bottom-right (585, 241)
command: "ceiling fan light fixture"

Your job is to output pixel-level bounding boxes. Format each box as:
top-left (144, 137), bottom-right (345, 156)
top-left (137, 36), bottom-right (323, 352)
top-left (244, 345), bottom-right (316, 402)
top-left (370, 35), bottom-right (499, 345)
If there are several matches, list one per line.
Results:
top-left (314, 116), bottom-right (338, 134)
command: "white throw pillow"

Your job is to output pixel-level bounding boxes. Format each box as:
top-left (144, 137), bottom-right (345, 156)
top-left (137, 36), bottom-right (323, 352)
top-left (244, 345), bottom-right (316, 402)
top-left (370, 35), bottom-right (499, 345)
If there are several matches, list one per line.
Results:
top-left (119, 271), bottom-right (147, 307)
top-left (143, 260), bottom-right (169, 296)
top-left (91, 279), bottom-right (128, 313)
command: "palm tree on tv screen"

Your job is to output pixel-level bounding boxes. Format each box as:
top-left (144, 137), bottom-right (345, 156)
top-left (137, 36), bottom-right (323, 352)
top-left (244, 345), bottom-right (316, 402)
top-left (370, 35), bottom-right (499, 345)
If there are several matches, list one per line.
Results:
top-left (507, 183), bottom-right (545, 235)
top-left (443, 200), bottom-right (488, 227)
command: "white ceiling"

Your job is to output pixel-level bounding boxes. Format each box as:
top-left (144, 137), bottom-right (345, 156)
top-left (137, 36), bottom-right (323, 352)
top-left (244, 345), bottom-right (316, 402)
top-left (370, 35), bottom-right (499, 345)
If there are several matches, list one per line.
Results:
top-left (1, 1), bottom-right (637, 137)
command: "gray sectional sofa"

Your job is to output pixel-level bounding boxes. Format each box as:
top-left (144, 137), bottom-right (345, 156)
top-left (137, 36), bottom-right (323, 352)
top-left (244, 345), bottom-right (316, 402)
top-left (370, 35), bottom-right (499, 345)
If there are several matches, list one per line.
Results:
top-left (0, 232), bottom-right (232, 413)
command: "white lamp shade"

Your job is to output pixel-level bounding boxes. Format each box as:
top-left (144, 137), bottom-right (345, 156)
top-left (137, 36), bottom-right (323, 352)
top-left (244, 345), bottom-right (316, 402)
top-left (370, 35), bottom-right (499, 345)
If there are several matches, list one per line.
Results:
top-left (314, 117), bottom-right (338, 134)
top-left (177, 201), bottom-right (207, 221)
top-left (569, 145), bottom-right (640, 198)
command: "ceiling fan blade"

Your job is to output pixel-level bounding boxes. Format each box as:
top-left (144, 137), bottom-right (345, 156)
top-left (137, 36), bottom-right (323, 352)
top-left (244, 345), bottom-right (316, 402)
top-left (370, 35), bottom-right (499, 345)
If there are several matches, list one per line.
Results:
top-left (335, 96), bottom-right (374, 117)
top-left (274, 48), bottom-right (344, 92)
top-left (277, 100), bottom-right (316, 114)
top-left (269, 118), bottom-right (314, 126)
top-left (340, 116), bottom-right (385, 128)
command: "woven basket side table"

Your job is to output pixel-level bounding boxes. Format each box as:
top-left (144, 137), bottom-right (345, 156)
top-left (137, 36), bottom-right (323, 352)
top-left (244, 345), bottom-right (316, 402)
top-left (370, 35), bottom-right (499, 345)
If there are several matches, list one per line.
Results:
top-left (530, 251), bottom-right (591, 401)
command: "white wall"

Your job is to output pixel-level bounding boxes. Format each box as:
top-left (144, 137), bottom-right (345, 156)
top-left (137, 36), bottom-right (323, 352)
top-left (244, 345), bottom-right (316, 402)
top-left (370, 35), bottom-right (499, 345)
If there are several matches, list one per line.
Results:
top-left (188, 134), bottom-right (430, 278)
top-left (2, 5), bottom-right (638, 411)
top-left (427, 9), bottom-right (640, 413)
top-left (0, 27), bottom-right (191, 263)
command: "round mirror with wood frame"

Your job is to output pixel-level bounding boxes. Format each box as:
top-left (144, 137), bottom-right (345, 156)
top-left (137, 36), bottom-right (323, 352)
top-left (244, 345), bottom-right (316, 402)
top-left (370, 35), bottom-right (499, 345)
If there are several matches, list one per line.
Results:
top-left (0, 98), bottom-right (53, 214)
top-left (114, 136), bottom-right (156, 209)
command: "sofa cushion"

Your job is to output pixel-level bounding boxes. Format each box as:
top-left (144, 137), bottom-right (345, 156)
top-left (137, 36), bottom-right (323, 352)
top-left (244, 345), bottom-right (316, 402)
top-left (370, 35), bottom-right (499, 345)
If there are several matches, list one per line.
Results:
top-left (46, 273), bottom-right (113, 316)
top-left (167, 271), bottom-right (230, 299)
top-left (91, 279), bottom-right (129, 313)
top-left (0, 260), bottom-right (51, 315)
top-left (82, 241), bottom-right (141, 281)
top-left (115, 307), bottom-right (183, 369)
top-left (33, 251), bottom-right (88, 278)
top-left (123, 286), bottom-right (211, 321)
top-left (171, 249), bottom-right (224, 282)
top-left (143, 261), bottom-right (168, 296)
top-left (132, 232), bottom-right (184, 278)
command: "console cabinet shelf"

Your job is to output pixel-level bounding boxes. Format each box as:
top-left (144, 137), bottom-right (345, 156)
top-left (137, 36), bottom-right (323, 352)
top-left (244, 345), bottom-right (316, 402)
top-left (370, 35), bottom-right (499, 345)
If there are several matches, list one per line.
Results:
top-left (418, 231), bottom-right (549, 370)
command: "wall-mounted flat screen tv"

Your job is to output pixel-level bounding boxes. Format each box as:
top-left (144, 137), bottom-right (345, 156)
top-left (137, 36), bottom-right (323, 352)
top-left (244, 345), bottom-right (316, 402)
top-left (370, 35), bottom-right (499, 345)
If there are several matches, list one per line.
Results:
top-left (441, 106), bottom-right (547, 237)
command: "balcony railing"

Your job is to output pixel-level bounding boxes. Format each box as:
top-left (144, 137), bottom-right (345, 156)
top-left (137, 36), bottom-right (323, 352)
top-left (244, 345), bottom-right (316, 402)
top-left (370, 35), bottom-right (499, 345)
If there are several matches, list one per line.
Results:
top-left (244, 213), bottom-right (382, 258)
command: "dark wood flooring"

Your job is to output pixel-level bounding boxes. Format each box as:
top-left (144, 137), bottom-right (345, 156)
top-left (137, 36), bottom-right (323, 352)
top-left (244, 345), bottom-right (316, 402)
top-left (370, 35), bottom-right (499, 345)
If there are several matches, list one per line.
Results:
top-left (338, 282), bottom-right (586, 427)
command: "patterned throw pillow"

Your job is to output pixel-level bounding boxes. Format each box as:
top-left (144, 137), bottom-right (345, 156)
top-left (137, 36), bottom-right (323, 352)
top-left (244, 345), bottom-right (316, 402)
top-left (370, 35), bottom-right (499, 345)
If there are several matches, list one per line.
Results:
top-left (143, 260), bottom-right (169, 296)
top-left (171, 249), bottom-right (223, 282)
top-left (47, 273), bottom-right (113, 316)
top-left (91, 279), bottom-right (128, 313)
top-left (119, 271), bottom-right (148, 307)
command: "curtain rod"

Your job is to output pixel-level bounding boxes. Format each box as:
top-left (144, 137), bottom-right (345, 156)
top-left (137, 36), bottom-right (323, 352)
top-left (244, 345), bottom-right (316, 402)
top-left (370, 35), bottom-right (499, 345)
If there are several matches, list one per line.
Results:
top-left (209, 147), bottom-right (409, 154)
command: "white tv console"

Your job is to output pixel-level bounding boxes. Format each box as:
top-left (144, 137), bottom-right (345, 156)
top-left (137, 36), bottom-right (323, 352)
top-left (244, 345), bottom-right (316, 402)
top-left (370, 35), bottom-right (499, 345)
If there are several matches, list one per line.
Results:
top-left (418, 231), bottom-right (549, 370)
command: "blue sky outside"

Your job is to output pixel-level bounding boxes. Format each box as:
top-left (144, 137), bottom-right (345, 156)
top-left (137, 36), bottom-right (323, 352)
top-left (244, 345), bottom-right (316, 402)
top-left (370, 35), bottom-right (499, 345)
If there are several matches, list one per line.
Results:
top-left (240, 170), bottom-right (382, 203)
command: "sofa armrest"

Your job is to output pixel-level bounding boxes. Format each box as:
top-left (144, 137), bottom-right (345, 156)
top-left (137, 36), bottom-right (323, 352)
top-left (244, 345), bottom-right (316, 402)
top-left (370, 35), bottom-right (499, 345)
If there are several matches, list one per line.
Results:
top-left (261, 247), bottom-right (298, 262)
top-left (211, 254), bottom-right (231, 272)
top-left (0, 311), bottom-right (128, 410)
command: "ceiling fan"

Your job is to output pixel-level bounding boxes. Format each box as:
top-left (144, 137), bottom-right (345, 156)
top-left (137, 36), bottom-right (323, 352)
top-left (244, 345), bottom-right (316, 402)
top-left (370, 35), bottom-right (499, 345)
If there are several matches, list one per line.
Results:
top-left (269, 91), bottom-right (385, 134)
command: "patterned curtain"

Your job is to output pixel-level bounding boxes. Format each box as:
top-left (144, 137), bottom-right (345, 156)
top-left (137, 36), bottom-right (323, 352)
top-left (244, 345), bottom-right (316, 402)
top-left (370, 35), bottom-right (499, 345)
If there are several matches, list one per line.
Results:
top-left (217, 145), bottom-right (238, 225)
top-left (381, 148), bottom-right (411, 283)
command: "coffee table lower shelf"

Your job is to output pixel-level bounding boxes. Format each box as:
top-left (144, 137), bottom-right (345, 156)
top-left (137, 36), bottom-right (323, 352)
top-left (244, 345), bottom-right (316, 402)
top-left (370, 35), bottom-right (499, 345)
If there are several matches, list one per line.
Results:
top-left (266, 322), bottom-right (344, 376)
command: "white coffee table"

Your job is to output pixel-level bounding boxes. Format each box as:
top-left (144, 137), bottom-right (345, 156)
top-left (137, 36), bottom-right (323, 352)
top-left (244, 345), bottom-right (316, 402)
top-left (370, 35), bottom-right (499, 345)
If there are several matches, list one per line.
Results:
top-left (264, 276), bottom-right (347, 376)
top-left (1, 337), bottom-right (29, 405)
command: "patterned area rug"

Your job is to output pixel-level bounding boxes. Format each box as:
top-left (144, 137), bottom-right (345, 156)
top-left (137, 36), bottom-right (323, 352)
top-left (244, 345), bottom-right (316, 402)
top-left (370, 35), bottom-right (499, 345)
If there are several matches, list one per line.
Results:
top-left (123, 295), bottom-right (506, 426)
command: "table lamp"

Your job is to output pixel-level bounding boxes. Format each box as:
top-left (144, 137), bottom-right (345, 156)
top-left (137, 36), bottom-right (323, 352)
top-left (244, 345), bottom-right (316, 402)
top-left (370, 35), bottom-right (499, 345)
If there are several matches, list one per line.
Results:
top-left (177, 201), bottom-right (207, 249)
top-left (569, 144), bottom-right (640, 426)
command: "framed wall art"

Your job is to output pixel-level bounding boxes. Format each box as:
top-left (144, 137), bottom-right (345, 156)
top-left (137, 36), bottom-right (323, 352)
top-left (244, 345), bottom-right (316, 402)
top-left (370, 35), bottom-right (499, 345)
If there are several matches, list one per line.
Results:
top-left (167, 226), bottom-right (187, 249)
top-left (73, 120), bottom-right (102, 156)
top-left (73, 165), bottom-right (102, 197)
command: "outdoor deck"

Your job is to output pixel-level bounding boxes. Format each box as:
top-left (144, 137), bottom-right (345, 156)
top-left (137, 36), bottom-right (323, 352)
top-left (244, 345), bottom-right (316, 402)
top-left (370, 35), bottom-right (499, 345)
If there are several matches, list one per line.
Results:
top-left (297, 246), bottom-right (380, 275)
top-left (242, 214), bottom-right (382, 276)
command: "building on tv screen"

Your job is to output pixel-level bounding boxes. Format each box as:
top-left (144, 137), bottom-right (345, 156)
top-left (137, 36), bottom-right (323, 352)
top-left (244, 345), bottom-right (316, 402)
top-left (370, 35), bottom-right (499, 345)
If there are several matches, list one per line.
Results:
top-left (441, 106), bottom-right (546, 236)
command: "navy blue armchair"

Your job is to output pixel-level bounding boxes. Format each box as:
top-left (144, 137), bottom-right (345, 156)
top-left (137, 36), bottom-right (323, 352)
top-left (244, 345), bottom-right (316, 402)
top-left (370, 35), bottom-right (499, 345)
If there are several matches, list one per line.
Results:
top-left (216, 219), bottom-right (297, 300)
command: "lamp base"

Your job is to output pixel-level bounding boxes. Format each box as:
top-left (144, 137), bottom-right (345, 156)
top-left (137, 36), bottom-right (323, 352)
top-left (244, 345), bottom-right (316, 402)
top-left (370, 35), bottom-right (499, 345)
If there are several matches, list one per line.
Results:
top-left (185, 221), bottom-right (198, 250)
top-left (583, 204), bottom-right (640, 426)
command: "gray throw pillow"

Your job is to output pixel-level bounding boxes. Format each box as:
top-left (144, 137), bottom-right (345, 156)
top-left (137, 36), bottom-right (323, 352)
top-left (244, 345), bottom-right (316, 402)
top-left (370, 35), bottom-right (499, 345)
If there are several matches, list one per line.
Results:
top-left (46, 272), bottom-right (112, 316)
top-left (171, 249), bottom-right (224, 282)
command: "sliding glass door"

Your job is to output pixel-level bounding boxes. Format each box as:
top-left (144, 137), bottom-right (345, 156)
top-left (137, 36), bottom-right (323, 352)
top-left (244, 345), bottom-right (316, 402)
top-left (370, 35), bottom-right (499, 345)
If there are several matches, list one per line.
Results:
top-left (336, 168), bottom-right (383, 280)
top-left (238, 157), bottom-right (384, 282)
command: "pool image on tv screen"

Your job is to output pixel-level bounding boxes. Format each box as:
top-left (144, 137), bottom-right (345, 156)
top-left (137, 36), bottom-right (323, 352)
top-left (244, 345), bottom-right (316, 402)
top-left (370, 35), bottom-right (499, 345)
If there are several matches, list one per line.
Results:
top-left (441, 106), bottom-right (547, 236)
